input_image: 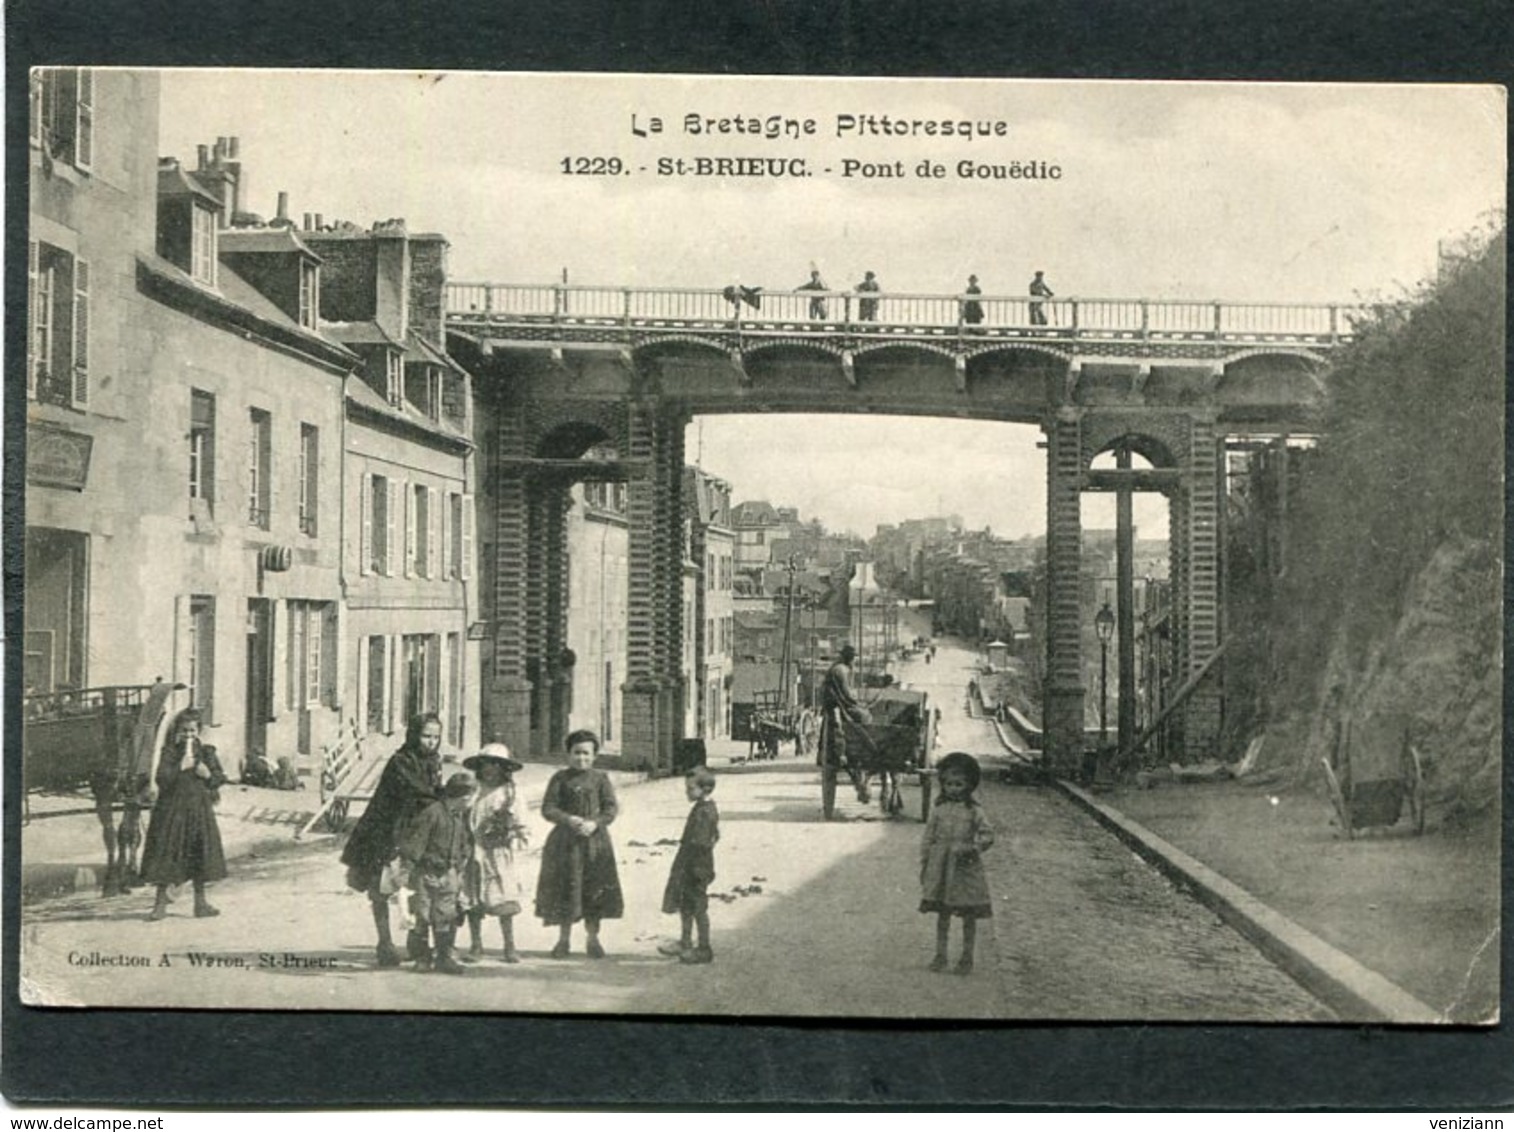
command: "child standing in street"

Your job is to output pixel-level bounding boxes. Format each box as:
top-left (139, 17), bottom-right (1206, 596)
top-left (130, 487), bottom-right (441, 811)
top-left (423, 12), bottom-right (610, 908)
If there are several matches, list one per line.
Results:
top-left (919, 751), bottom-right (995, 974)
top-left (660, 768), bottom-right (720, 964)
top-left (535, 729), bottom-right (624, 959)
top-left (398, 771), bottom-right (477, 975)
top-left (462, 743), bottom-right (529, 963)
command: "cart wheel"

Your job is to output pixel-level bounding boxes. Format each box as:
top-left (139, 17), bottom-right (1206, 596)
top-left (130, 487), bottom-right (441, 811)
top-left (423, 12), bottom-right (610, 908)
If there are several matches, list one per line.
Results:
top-left (324, 797), bottom-right (350, 833)
top-left (1321, 757), bottom-right (1352, 840)
top-left (1407, 743), bottom-right (1427, 835)
top-left (822, 765), bottom-right (838, 820)
top-left (919, 773), bottom-right (932, 823)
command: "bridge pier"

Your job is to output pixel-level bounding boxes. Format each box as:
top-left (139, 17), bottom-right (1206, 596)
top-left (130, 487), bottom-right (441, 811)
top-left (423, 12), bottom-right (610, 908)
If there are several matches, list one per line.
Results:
top-left (1171, 413), bottom-right (1224, 758)
top-left (1042, 407), bottom-right (1087, 777)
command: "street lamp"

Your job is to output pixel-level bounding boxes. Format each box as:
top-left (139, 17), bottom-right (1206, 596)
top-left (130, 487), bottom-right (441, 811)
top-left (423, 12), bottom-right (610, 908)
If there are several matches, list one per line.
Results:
top-left (1094, 599), bottom-right (1115, 747)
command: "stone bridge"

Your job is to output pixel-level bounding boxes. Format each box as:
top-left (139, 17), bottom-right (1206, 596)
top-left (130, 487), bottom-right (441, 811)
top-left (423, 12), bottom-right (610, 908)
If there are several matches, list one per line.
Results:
top-left (446, 282), bottom-right (1360, 775)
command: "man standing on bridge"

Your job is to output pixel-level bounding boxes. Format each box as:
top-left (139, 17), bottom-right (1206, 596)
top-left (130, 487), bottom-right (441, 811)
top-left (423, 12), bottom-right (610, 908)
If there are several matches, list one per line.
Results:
top-left (855, 271), bottom-right (881, 320)
top-left (1029, 270), bottom-right (1054, 326)
top-left (799, 268), bottom-right (829, 320)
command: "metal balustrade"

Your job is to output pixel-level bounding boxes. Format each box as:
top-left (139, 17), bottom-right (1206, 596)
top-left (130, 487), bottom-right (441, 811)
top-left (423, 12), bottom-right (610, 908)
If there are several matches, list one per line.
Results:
top-left (447, 283), bottom-right (1373, 347)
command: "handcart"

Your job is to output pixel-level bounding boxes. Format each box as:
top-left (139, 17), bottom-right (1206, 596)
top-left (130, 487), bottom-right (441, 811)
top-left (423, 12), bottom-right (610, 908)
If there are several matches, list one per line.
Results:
top-left (818, 688), bottom-right (933, 821)
top-left (1321, 715), bottom-right (1426, 839)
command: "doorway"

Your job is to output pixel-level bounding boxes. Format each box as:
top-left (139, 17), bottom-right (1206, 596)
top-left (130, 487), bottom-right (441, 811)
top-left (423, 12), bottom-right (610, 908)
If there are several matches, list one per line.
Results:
top-left (245, 599), bottom-right (273, 767)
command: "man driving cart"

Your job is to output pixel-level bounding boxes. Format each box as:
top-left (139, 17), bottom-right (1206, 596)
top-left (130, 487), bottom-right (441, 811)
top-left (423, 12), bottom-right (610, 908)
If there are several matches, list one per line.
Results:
top-left (820, 644), bottom-right (873, 803)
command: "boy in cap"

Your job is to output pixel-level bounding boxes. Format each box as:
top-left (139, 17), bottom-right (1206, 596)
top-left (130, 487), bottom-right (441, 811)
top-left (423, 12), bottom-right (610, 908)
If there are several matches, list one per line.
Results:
top-left (398, 771), bottom-right (477, 974)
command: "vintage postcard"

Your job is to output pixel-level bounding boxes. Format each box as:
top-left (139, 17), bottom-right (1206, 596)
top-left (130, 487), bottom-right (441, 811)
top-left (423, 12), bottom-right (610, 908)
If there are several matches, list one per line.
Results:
top-left (17, 70), bottom-right (1504, 1026)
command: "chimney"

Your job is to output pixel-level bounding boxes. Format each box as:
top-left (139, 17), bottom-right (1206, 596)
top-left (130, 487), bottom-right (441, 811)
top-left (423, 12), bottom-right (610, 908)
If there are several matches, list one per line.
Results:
top-left (196, 144), bottom-right (209, 171)
top-left (303, 213), bottom-right (313, 231)
top-left (314, 213), bottom-right (323, 230)
top-left (276, 192), bottom-right (289, 224)
top-left (229, 136), bottom-right (240, 158)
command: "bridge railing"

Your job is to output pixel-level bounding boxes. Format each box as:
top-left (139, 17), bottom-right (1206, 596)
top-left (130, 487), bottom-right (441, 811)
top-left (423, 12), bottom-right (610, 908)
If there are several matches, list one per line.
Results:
top-left (446, 283), bottom-right (1371, 345)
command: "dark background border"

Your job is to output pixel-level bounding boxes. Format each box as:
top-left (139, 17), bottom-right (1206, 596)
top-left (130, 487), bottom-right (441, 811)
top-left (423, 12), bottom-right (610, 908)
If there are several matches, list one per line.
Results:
top-left (6, 0), bottom-right (1512, 1109)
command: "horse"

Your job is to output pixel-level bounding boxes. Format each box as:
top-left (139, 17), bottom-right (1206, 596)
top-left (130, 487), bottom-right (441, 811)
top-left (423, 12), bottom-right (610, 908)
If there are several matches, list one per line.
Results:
top-left (95, 678), bottom-right (181, 896)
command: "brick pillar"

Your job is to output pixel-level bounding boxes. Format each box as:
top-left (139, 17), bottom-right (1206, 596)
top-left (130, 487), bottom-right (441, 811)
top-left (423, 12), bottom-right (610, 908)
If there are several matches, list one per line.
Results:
top-left (1175, 414), bottom-right (1223, 760)
top-left (1041, 408), bottom-right (1085, 776)
top-left (656, 412), bottom-right (689, 773)
top-left (525, 484), bottom-right (550, 757)
top-left (483, 419), bottom-right (532, 760)
top-left (621, 403), bottom-right (660, 770)
top-left (542, 482), bottom-right (573, 756)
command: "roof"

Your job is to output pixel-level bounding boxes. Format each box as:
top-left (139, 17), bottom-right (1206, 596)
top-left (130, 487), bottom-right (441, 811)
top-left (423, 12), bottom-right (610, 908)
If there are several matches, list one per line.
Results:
top-left (322, 320), bottom-right (405, 348)
top-left (405, 331), bottom-right (468, 376)
top-left (731, 500), bottom-right (779, 526)
top-left (344, 370), bottom-right (472, 448)
top-left (137, 252), bottom-right (355, 368)
top-left (157, 164), bottom-right (221, 206)
top-left (734, 611), bottom-right (781, 631)
top-left (220, 227), bottom-right (321, 259)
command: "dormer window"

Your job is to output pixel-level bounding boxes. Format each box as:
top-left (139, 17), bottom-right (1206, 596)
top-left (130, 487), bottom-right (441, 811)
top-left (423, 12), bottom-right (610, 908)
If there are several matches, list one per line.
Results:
top-left (385, 350), bottom-right (403, 407)
top-left (299, 260), bottom-right (319, 329)
top-left (191, 203), bottom-right (217, 286)
top-left (404, 362), bottom-right (442, 420)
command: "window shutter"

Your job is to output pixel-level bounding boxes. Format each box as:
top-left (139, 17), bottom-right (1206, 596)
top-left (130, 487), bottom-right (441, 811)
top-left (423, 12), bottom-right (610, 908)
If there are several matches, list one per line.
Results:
top-left (402, 479), bottom-right (415, 578)
top-left (386, 635), bottom-right (398, 733)
top-left (72, 258), bottom-right (89, 405)
top-left (461, 493), bottom-right (475, 580)
top-left (385, 479), bottom-right (400, 577)
top-left (441, 492), bottom-right (454, 580)
top-left (306, 605), bottom-right (322, 709)
top-left (359, 474), bottom-right (372, 576)
top-left (354, 635), bottom-right (368, 736)
top-left (426, 487), bottom-right (439, 579)
top-left (73, 68), bottom-right (93, 171)
top-left (324, 604), bottom-right (339, 708)
top-left (27, 241), bottom-right (38, 399)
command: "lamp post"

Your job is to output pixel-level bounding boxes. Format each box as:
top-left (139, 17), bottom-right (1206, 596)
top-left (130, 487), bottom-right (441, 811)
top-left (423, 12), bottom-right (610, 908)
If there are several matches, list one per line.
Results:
top-left (1095, 599), bottom-right (1115, 748)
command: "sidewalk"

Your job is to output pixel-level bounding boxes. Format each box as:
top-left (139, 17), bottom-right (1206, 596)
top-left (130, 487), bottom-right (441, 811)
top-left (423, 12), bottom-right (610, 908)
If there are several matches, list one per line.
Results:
top-left (20, 755), bottom-right (652, 904)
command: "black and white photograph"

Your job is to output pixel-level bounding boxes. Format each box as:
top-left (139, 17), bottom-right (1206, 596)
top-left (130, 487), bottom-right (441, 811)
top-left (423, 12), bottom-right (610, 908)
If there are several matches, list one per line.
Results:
top-left (17, 69), bottom-right (1504, 1030)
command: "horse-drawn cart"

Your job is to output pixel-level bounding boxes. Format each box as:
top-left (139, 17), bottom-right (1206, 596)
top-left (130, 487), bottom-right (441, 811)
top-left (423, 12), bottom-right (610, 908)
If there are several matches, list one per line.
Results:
top-left (748, 690), bottom-right (819, 761)
top-left (819, 687), bottom-right (934, 821)
top-left (23, 685), bottom-right (153, 820)
top-left (1321, 716), bottom-right (1427, 838)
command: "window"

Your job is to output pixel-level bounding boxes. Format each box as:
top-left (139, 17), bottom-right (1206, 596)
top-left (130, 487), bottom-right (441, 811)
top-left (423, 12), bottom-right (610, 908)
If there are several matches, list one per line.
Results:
top-left (385, 351), bottom-right (403, 407)
top-left (248, 409), bottom-right (271, 528)
top-left (405, 364), bottom-right (441, 420)
top-left (190, 203), bottom-right (217, 286)
top-left (362, 473), bottom-right (396, 575)
top-left (402, 634), bottom-right (440, 722)
top-left (30, 68), bottom-right (93, 171)
top-left (287, 601), bottom-right (335, 709)
top-left (298, 260), bottom-right (319, 330)
top-left (27, 242), bottom-right (89, 407)
top-left (187, 596), bottom-right (215, 721)
top-left (189, 390), bottom-right (216, 518)
top-left (298, 425), bottom-right (319, 536)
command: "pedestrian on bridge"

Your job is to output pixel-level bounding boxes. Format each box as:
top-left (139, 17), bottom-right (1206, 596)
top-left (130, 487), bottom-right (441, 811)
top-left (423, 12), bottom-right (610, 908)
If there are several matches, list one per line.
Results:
top-left (855, 271), bottom-right (881, 320)
top-left (961, 275), bottom-right (985, 326)
top-left (1029, 270), bottom-right (1054, 325)
top-left (919, 751), bottom-right (995, 975)
top-left (798, 268), bottom-right (829, 319)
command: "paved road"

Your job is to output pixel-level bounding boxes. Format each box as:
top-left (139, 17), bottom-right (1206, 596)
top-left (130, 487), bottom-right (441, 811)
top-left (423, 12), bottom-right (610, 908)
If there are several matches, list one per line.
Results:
top-left (20, 628), bottom-right (1331, 1021)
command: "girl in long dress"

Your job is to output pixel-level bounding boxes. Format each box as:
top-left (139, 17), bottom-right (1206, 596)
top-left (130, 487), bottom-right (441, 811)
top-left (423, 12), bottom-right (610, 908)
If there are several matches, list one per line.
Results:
top-left (140, 709), bottom-right (228, 921)
top-left (534, 729), bottom-right (624, 959)
top-left (461, 743), bottom-right (530, 963)
top-left (919, 751), bottom-right (995, 974)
